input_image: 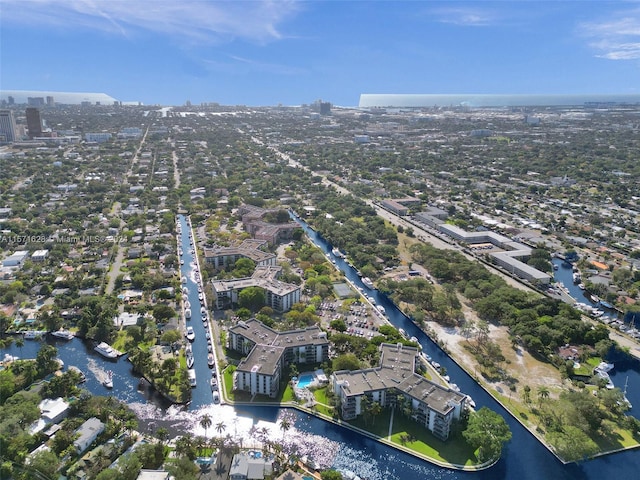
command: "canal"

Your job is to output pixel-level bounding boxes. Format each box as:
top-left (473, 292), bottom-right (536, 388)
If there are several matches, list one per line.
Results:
top-left (2, 216), bottom-right (639, 479)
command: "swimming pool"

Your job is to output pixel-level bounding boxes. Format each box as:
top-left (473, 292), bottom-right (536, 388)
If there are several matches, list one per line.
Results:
top-left (296, 373), bottom-right (315, 389)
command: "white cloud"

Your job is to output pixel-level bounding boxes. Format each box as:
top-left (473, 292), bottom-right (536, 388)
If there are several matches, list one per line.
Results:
top-left (0, 0), bottom-right (301, 44)
top-left (429, 6), bottom-right (502, 27)
top-left (580, 9), bottom-right (640, 60)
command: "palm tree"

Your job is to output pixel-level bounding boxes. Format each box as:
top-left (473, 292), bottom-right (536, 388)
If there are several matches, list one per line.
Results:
top-left (215, 421), bottom-right (226, 437)
top-left (279, 416), bottom-right (291, 441)
top-left (15, 337), bottom-right (24, 358)
top-left (537, 386), bottom-right (550, 406)
top-left (200, 414), bottom-right (212, 444)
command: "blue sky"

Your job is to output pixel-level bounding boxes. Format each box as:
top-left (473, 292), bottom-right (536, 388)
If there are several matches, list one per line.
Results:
top-left (1, 0), bottom-right (639, 106)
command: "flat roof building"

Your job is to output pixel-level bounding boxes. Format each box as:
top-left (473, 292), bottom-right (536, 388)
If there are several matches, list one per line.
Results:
top-left (212, 265), bottom-right (301, 313)
top-left (229, 319), bottom-right (329, 398)
top-left (332, 343), bottom-right (466, 440)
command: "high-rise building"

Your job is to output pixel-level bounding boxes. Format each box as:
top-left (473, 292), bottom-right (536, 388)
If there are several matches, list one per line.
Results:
top-left (7, 96), bottom-right (14, 105)
top-left (46, 96), bottom-right (55, 106)
top-left (27, 97), bottom-right (45, 106)
top-left (26, 107), bottom-right (43, 138)
top-left (0, 110), bottom-right (17, 142)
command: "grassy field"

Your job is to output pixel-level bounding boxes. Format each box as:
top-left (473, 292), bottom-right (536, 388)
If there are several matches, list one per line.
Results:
top-left (347, 408), bottom-right (480, 466)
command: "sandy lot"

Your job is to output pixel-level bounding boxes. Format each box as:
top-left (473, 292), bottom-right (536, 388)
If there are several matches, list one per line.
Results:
top-left (425, 300), bottom-right (564, 400)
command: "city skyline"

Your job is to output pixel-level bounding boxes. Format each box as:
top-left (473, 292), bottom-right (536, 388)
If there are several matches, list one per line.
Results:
top-left (1, 1), bottom-right (639, 106)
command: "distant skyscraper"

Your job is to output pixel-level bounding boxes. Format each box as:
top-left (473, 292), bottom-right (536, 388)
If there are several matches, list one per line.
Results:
top-left (7, 96), bottom-right (14, 105)
top-left (27, 97), bottom-right (45, 106)
top-left (0, 110), bottom-right (17, 142)
top-left (46, 96), bottom-right (55, 106)
top-left (26, 107), bottom-right (43, 138)
top-left (320, 102), bottom-right (331, 115)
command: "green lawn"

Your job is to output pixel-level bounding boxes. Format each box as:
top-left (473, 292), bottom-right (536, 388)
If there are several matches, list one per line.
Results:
top-left (347, 408), bottom-right (480, 467)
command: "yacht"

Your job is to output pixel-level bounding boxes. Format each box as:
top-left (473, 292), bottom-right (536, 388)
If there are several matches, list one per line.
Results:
top-left (186, 354), bottom-right (194, 369)
top-left (184, 300), bottom-right (191, 309)
top-left (185, 326), bottom-right (195, 342)
top-left (595, 362), bottom-right (614, 373)
top-left (331, 247), bottom-right (345, 258)
top-left (51, 329), bottom-right (75, 340)
top-left (212, 391), bottom-right (220, 403)
top-left (181, 276), bottom-right (187, 284)
top-left (188, 368), bottom-right (197, 387)
top-left (103, 370), bottom-right (113, 389)
top-left (182, 286), bottom-right (189, 295)
top-left (185, 308), bottom-right (192, 319)
top-left (211, 376), bottom-right (218, 390)
top-left (398, 328), bottom-right (408, 339)
top-left (578, 283), bottom-right (585, 290)
top-left (362, 277), bottom-right (374, 289)
top-left (377, 305), bottom-right (386, 315)
top-left (208, 353), bottom-right (215, 368)
top-left (94, 342), bottom-right (119, 359)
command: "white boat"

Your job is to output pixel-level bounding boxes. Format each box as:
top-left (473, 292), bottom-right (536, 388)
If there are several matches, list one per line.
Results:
top-left (212, 391), bottom-right (220, 403)
top-left (182, 287), bottom-right (188, 295)
top-left (595, 361), bottom-right (614, 373)
top-left (466, 395), bottom-right (476, 409)
top-left (398, 328), bottom-right (407, 339)
top-left (186, 354), bottom-right (194, 369)
top-left (181, 276), bottom-right (187, 284)
top-left (185, 343), bottom-right (192, 355)
top-left (208, 353), bottom-right (215, 368)
top-left (94, 342), bottom-right (119, 359)
top-left (51, 329), bottom-right (74, 340)
top-left (69, 366), bottom-right (86, 382)
top-left (185, 307), bottom-right (191, 319)
top-left (103, 370), bottom-right (113, 388)
top-left (188, 368), bottom-right (196, 387)
top-left (331, 247), bottom-right (345, 258)
top-left (211, 376), bottom-right (218, 390)
top-left (377, 305), bottom-right (386, 315)
top-left (362, 277), bottom-right (374, 289)
top-left (578, 283), bottom-right (585, 290)
top-left (23, 330), bottom-right (45, 339)
top-left (185, 326), bottom-right (195, 342)
top-left (184, 300), bottom-right (191, 309)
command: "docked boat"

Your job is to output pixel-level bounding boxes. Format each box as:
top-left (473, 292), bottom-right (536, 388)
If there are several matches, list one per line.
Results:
top-left (186, 354), bottom-right (194, 369)
top-left (188, 369), bottom-right (196, 387)
top-left (208, 353), bottom-right (215, 368)
top-left (198, 292), bottom-right (204, 301)
top-left (466, 395), bottom-right (476, 409)
top-left (185, 308), bottom-right (192, 319)
top-left (184, 300), bottom-right (191, 309)
top-left (362, 277), bottom-right (374, 289)
top-left (182, 286), bottom-right (188, 295)
top-left (185, 343), bottom-right (192, 356)
top-left (68, 366), bottom-right (86, 382)
top-left (211, 377), bottom-right (217, 390)
top-left (212, 391), bottom-right (220, 403)
top-left (185, 326), bottom-right (195, 342)
top-left (331, 247), bottom-right (345, 258)
top-left (595, 361), bottom-right (614, 373)
top-left (572, 272), bottom-right (581, 283)
top-left (181, 276), bottom-right (187, 284)
top-left (578, 283), bottom-right (585, 290)
top-left (94, 342), bottom-right (119, 359)
top-left (377, 305), bottom-right (386, 315)
top-left (51, 329), bottom-right (74, 340)
top-left (398, 328), bottom-right (407, 339)
top-left (23, 330), bottom-right (45, 340)
top-left (103, 370), bottom-right (113, 389)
